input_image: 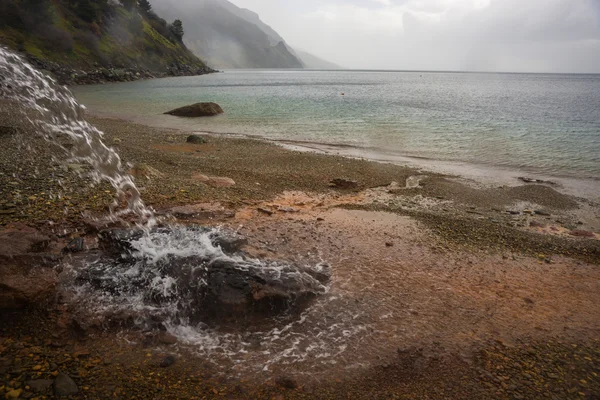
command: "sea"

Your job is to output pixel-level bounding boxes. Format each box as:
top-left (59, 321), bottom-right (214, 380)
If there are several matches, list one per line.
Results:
top-left (73, 70), bottom-right (600, 194)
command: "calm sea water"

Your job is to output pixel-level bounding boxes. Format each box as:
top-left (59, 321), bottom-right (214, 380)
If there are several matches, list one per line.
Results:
top-left (74, 70), bottom-right (600, 180)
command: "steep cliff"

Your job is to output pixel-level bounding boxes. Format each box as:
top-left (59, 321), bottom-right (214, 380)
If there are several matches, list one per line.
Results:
top-left (0, 0), bottom-right (214, 84)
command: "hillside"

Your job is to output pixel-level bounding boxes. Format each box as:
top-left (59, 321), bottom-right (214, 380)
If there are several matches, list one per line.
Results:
top-left (153, 0), bottom-right (304, 69)
top-left (0, 0), bottom-right (214, 84)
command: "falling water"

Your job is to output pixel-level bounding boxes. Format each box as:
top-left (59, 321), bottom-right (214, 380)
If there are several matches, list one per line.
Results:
top-left (0, 46), bottom-right (337, 376)
top-left (0, 46), bottom-right (150, 221)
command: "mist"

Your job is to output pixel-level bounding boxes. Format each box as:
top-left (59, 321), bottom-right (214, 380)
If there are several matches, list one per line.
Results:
top-left (200, 0), bottom-right (600, 73)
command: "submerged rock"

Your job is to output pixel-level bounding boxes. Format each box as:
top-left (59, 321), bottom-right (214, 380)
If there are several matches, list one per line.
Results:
top-left (165, 102), bottom-right (223, 117)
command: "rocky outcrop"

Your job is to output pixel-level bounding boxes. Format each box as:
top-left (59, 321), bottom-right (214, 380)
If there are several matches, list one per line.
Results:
top-left (25, 54), bottom-right (215, 86)
top-left (75, 227), bottom-right (330, 327)
top-left (165, 102), bottom-right (224, 117)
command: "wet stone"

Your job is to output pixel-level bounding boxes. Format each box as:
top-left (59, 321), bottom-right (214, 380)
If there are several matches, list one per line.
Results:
top-left (73, 226), bottom-right (330, 328)
top-left (54, 372), bottom-right (78, 396)
top-left (159, 355), bottom-right (176, 368)
top-left (27, 379), bottom-right (54, 393)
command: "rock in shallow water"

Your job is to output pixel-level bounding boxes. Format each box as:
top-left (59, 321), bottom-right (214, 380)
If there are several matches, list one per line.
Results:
top-left (73, 227), bottom-right (330, 327)
top-left (165, 102), bottom-right (223, 117)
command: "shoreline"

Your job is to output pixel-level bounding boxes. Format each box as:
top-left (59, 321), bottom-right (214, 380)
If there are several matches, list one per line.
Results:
top-left (1, 112), bottom-right (599, 398)
top-left (78, 106), bottom-right (600, 201)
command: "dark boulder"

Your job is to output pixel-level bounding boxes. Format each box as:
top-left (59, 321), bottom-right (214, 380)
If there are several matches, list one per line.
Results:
top-left (75, 227), bottom-right (330, 327)
top-left (53, 372), bottom-right (78, 396)
top-left (186, 134), bottom-right (208, 144)
top-left (330, 178), bottom-right (359, 189)
top-left (165, 102), bottom-right (224, 117)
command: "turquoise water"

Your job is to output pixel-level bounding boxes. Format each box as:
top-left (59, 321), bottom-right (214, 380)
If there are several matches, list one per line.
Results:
top-left (74, 70), bottom-right (600, 179)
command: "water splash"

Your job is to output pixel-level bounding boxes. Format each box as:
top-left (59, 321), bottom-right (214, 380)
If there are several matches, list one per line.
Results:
top-left (0, 45), bottom-right (150, 221)
top-left (1, 46), bottom-right (337, 376)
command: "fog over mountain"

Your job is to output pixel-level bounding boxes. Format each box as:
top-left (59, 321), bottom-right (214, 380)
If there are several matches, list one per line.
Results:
top-left (152, 0), bottom-right (339, 69)
top-left (225, 0), bottom-right (600, 73)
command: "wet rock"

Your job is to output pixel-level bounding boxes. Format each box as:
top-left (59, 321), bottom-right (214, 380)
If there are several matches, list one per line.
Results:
top-left (257, 207), bottom-right (274, 216)
top-left (192, 174), bottom-right (235, 188)
top-left (534, 210), bottom-right (551, 216)
top-left (330, 178), bottom-right (358, 189)
top-left (165, 102), bottom-right (224, 117)
top-left (277, 206), bottom-right (299, 213)
top-left (569, 230), bottom-right (595, 238)
top-left (5, 389), bottom-right (22, 399)
top-left (79, 227), bottom-right (330, 326)
top-left (275, 375), bottom-right (299, 389)
top-left (130, 163), bottom-right (163, 180)
top-left (0, 125), bottom-right (18, 135)
top-left (0, 224), bottom-right (50, 255)
top-left (0, 254), bottom-right (58, 310)
top-left (54, 372), bottom-right (78, 396)
top-left (63, 237), bottom-right (85, 253)
top-left (518, 177), bottom-right (555, 185)
top-left (186, 135), bottom-right (208, 144)
top-left (27, 379), bottom-right (54, 393)
top-left (167, 203), bottom-right (235, 220)
top-left (530, 221), bottom-right (546, 228)
top-left (159, 355), bottom-right (176, 368)
top-left (158, 332), bottom-right (178, 345)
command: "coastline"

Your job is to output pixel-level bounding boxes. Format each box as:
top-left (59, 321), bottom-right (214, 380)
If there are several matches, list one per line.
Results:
top-left (1, 112), bottom-right (599, 398)
top-left (74, 104), bottom-right (600, 202)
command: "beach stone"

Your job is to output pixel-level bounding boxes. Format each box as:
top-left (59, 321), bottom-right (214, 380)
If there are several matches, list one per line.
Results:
top-left (167, 203), bottom-right (235, 220)
top-left (192, 174), bottom-right (235, 188)
top-left (165, 102), bottom-right (223, 117)
top-left (159, 355), bottom-right (176, 368)
top-left (63, 237), bottom-right (85, 253)
top-left (569, 230), bottom-right (595, 238)
top-left (186, 134), bottom-right (208, 144)
top-left (130, 163), bottom-right (163, 180)
top-left (27, 379), bottom-right (54, 393)
top-left (158, 332), bottom-right (178, 345)
top-left (5, 389), bottom-right (22, 399)
top-left (54, 372), bottom-right (78, 396)
top-left (330, 178), bottom-right (358, 189)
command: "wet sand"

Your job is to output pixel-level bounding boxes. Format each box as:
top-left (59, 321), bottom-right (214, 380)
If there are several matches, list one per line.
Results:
top-left (1, 115), bottom-right (599, 398)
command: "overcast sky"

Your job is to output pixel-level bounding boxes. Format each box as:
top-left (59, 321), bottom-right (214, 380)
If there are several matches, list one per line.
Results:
top-left (227, 0), bottom-right (600, 73)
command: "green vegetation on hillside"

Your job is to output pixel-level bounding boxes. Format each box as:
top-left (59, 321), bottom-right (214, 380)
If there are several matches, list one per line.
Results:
top-left (0, 0), bottom-right (211, 77)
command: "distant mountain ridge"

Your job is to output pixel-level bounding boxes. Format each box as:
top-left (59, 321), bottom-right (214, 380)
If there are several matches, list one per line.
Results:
top-left (152, 0), bottom-right (340, 70)
top-left (153, 0), bottom-right (302, 69)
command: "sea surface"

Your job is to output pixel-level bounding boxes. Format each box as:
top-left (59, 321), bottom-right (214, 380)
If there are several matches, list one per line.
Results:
top-left (74, 70), bottom-right (600, 182)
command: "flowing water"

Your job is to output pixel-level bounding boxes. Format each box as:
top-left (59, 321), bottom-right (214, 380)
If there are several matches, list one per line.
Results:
top-left (74, 69), bottom-right (600, 181)
top-left (0, 47), bottom-right (337, 376)
top-left (0, 46), bottom-right (149, 221)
